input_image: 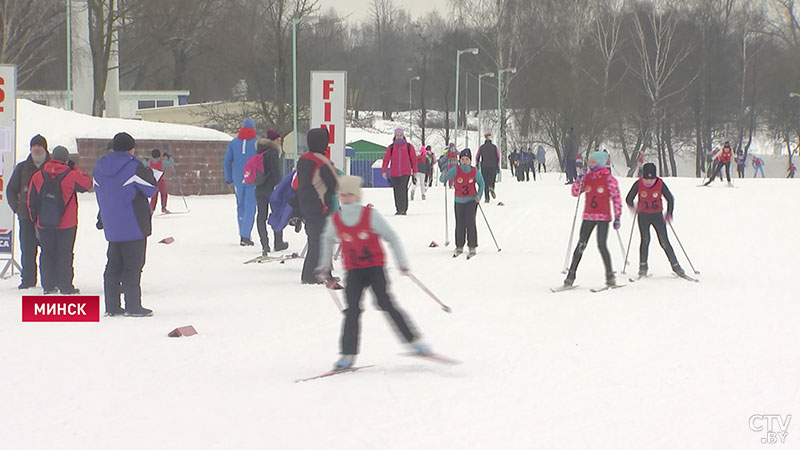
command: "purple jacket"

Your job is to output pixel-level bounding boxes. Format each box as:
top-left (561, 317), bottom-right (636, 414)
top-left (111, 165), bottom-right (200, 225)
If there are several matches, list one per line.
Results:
top-left (94, 152), bottom-right (158, 242)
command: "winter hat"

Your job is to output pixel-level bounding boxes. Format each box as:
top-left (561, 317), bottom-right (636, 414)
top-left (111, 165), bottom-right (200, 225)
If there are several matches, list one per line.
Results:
top-left (52, 146), bottom-right (69, 162)
top-left (589, 151), bottom-right (608, 167)
top-left (642, 162), bottom-right (657, 179)
top-left (266, 129), bottom-right (281, 141)
top-left (151, 148), bottom-right (161, 158)
top-left (256, 138), bottom-right (272, 153)
top-left (394, 128), bottom-right (404, 137)
top-left (112, 132), bottom-right (135, 152)
top-left (459, 148), bottom-right (472, 159)
top-left (30, 134), bottom-right (48, 150)
top-left (242, 117), bottom-right (255, 129)
top-left (338, 175), bottom-right (363, 200)
top-left (307, 128), bottom-right (330, 154)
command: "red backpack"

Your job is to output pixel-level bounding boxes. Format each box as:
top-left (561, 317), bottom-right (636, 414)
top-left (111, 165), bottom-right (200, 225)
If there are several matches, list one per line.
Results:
top-left (243, 153), bottom-right (264, 185)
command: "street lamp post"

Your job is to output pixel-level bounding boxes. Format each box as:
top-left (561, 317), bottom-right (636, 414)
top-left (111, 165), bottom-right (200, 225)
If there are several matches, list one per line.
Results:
top-left (497, 67), bottom-right (517, 169)
top-left (66, 0), bottom-right (72, 110)
top-left (409, 75), bottom-right (420, 142)
top-left (292, 18), bottom-right (299, 168)
top-left (464, 74), bottom-right (470, 148)
top-left (454, 48), bottom-right (478, 148)
top-left (477, 72), bottom-right (494, 141)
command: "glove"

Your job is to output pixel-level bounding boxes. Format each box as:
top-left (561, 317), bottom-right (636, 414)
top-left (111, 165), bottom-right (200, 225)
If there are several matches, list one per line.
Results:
top-left (664, 213), bottom-right (672, 224)
top-left (613, 217), bottom-right (621, 230)
top-left (399, 266), bottom-right (411, 276)
top-left (382, 172), bottom-right (388, 180)
top-left (67, 160), bottom-right (75, 168)
top-left (164, 152), bottom-right (171, 159)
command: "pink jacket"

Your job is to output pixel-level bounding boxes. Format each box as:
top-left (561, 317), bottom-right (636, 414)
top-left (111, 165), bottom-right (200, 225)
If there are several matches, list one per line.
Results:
top-left (382, 141), bottom-right (418, 177)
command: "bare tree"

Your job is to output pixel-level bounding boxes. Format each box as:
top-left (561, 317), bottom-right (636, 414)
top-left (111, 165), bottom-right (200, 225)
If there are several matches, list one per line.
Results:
top-left (0, 0), bottom-right (64, 86)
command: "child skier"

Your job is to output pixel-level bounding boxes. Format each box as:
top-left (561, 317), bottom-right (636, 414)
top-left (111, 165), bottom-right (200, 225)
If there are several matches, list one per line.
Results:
top-left (446, 143), bottom-right (459, 188)
top-left (735, 150), bottom-right (746, 178)
top-left (411, 147), bottom-right (428, 200)
top-left (563, 151), bottom-right (622, 288)
top-left (625, 163), bottom-right (686, 278)
top-left (148, 149), bottom-right (173, 213)
top-left (704, 141), bottom-right (733, 186)
top-left (439, 149), bottom-right (485, 258)
top-left (316, 175), bottom-right (430, 370)
top-left (752, 156), bottom-right (766, 178)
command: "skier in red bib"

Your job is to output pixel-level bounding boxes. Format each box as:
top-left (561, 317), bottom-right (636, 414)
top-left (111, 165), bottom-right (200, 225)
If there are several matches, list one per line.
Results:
top-left (439, 148), bottom-right (486, 258)
top-left (148, 149), bottom-right (172, 213)
top-left (625, 163), bottom-right (685, 277)
top-left (316, 175), bottom-right (430, 371)
top-left (563, 151), bottom-right (622, 288)
top-left (704, 141), bottom-right (734, 186)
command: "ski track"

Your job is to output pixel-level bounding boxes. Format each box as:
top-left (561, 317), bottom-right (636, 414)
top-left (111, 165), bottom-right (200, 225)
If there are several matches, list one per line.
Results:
top-left (1, 174), bottom-right (798, 449)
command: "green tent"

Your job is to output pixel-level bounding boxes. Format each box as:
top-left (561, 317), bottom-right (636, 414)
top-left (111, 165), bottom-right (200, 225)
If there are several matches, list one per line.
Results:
top-left (346, 139), bottom-right (386, 156)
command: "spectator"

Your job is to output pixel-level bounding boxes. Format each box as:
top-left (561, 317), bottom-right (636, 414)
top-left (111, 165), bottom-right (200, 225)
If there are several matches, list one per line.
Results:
top-left (223, 118), bottom-right (259, 246)
top-left (381, 128), bottom-right (418, 215)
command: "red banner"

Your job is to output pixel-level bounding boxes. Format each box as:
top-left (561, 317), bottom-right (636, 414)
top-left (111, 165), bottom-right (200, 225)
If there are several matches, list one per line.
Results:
top-left (22, 296), bottom-right (101, 322)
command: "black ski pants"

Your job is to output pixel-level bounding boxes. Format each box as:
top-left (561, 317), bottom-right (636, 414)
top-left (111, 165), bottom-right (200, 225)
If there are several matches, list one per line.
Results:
top-left (567, 220), bottom-right (613, 280)
top-left (255, 186), bottom-right (283, 252)
top-left (454, 200), bottom-right (478, 249)
top-left (390, 175), bottom-right (410, 214)
top-left (38, 226), bottom-right (77, 292)
top-left (104, 239), bottom-right (147, 313)
top-left (638, 213), bottom-right (679, 268)
top-left (538, 162), bottom-right (546, 173)
top-left (706, 161), bottom-right (731, 183)
top-left (18, 217), bottom-right (40, 287)
top-left (301, 211), bottom-right (327, 283)
top-left (340, 266), bottom-right (418, 355)
top-left (481, 166), bottom-right (497, 202)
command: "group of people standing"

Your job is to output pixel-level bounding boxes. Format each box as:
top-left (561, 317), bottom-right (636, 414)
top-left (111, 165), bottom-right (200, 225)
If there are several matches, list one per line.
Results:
top-left (7, 132), bottom-right (161, 317)
top-left (509, 146), bottom-right (546, 182)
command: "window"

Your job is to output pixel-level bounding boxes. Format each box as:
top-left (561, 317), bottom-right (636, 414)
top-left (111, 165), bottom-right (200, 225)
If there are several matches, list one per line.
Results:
top-left (156, 100), bottom-right (174, 108)
top-left (138, 100), bottom-right (155, 109)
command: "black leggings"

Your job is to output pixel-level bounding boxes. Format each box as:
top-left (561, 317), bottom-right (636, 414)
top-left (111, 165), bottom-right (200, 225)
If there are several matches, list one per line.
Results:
top-left (341, 266), bottom-right (418, 355)
top-left (707, 161), bottom-right (731, 183)
top-left (637, 213), bottom-right (679, 267)
top-left (567, 220), bottom-right (612, 279)
top-left (454, 200), bottom-right (478, 249)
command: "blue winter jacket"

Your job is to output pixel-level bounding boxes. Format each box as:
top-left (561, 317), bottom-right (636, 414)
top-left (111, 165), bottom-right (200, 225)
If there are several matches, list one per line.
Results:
top-left (268, 170), bottom-right (297, 233)
top-left (94, 152), bottom-right (158, 242)
top-left (223, 130), bottom-right (258, 185)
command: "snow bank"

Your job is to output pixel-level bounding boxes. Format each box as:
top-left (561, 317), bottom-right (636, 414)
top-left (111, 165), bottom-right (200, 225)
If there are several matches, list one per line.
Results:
top-left (15, 99), bottom-right (231, 162)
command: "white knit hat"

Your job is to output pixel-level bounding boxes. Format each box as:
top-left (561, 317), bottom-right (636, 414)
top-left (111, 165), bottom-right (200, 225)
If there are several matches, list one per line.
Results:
top-left (338, 175), bottom-right (363, 200)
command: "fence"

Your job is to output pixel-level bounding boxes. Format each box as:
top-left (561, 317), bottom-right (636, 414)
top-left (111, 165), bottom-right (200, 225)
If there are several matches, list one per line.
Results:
top-left (349, 151), bottom-right (385, 187)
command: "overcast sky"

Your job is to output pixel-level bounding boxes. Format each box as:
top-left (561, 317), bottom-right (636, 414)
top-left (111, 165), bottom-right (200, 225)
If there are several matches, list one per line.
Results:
top-left (316, 0), bottom-right (450, 23)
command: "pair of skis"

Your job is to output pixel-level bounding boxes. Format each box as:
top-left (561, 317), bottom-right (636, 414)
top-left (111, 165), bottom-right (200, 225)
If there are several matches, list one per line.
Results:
top-left (295, 352), bottom-right (460, 383)
top-left (243, 252), bottom-right (301, 264)
top-left (549, 284), bottom-right (626, 293)
top-left (628, 273), bottom-right (700, 283)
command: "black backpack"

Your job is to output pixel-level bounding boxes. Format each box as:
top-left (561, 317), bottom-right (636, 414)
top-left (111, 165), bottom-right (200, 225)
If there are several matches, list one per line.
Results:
top-left (37, 168), bottom-right (71, 229)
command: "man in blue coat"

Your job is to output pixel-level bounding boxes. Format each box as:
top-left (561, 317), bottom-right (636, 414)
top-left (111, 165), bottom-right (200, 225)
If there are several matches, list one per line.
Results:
top-left (224, 117), bottom-right (259, 246)
top-left (94, 132), bottom-right (158, 317)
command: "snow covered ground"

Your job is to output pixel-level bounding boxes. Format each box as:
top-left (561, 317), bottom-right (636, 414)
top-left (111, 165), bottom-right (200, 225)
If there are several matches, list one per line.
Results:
top-left (1, 173), bottom-right (798, 449)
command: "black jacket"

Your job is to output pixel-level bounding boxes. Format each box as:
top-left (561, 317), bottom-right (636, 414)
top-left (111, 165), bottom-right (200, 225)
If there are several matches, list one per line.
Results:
top-left (255, 141), bottom-right (282, 194)
top-left (6, 152), bottom-right (51, 216)
top-left (296, 151), bottom-right (338, 216)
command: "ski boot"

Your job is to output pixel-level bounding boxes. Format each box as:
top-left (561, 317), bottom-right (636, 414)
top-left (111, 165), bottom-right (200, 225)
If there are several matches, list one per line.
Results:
top-left (638, 263), bottom-right (648, 277)
top-left (563, 272), bottom-right (576, 287)
top-left (274, 241), bottom-right (289, 252)
top-left (333, 354), bottom-right (356, 371)
top-left (125, 307), bottom-right (154, 317)
top-left (467, 247), bottom-right (477, 259)
top-left (672, 263), bottom-right (686, 277)
top-left (240, 237), bottom-right (255, 246)
top-left (453, 247), bottom-right (464, 257)
top-left (408, 340), bottom-right (432, 356)
top-left (605, 273), bottom-right (617, 287)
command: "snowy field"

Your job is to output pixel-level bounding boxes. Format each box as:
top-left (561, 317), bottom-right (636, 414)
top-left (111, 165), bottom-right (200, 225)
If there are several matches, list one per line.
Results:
top-left (1, 173), bottom-right (798, 449)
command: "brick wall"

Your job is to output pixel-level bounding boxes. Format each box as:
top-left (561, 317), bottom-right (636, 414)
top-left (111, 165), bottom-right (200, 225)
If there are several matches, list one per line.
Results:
top-left (76, 139), bottom-right (230, 195)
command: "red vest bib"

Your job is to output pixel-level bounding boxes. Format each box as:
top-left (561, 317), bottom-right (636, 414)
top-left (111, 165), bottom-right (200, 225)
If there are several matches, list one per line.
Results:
top-left (150, 159), bottom-right (163, 171)
top-left (637, 178), bottom-right (663, 213)
top-left (721, 147), bottom-right (732, 162)
top-left (454, 165), bottom-right (477, 199)
top-left (332, 207), bottom-right (386, 270)
top-left (583, 169), bottom-right (611, 217)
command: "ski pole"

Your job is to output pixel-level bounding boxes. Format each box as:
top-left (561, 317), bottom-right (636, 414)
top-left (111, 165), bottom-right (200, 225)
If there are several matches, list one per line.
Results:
top-left (325, 282), bottom-right (344, 313)
top-left (615, 227), bottom-right (626, 270)
top-left (444, 182), bottom-right (450, 246)
top-left (562, 195), bottom-right (581, 273)
top-left (408, 274), bottom-right (452, 313)
top-left (622, 210), bottom-right (639, 274)
top-left (169, 165), bottom-right (190, 211)
top-left (476, 202), bottom-right (501, 252)
top-left (668, 221), bottom-right (700, 275)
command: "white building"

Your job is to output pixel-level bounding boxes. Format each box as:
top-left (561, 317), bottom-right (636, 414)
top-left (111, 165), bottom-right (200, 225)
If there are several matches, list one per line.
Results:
top-left (18, 90), bottom-right (191, 120)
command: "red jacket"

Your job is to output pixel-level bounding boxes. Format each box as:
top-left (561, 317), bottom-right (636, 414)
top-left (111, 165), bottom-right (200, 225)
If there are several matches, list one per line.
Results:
top-left (382, 141), bottom-right (418, 177)
top-left (27, 160), bottom-right (92, 229)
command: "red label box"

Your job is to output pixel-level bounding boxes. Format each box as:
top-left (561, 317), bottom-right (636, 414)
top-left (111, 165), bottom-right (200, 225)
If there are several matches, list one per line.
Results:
top-left (22, 296), bottom-right (100, 322)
